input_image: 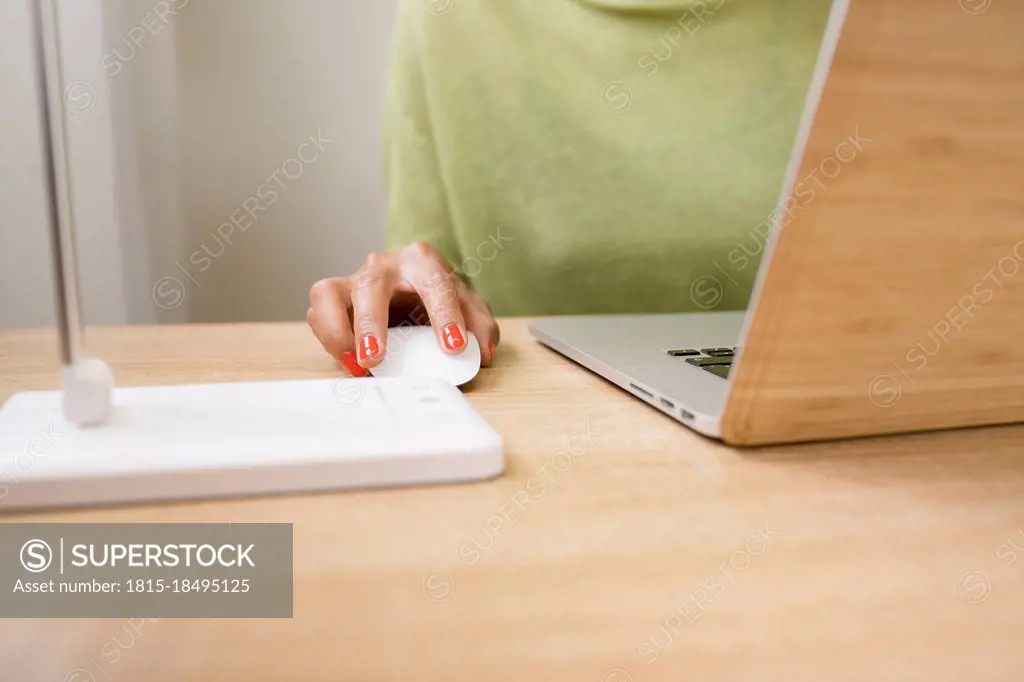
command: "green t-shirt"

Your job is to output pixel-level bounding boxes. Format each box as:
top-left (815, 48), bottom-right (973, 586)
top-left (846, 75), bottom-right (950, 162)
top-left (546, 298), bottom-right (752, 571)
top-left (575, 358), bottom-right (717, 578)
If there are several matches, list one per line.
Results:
top-left (384, 0), bottom-right (832, 315)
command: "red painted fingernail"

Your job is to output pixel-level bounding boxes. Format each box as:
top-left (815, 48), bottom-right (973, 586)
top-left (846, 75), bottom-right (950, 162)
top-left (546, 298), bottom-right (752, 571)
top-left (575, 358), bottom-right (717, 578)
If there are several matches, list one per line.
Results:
top-left (442, 324), bottom-right (465, 351)
top-left (358, 334), bottom-right (380, 362)
top-left (488, 341), bottom-right (495, 364)
top-left (342, 351), bottom-right (368, 377)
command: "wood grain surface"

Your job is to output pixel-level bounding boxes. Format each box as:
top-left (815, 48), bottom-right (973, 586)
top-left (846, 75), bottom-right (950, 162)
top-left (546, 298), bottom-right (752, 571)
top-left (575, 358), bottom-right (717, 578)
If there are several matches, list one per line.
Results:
top-left (1, 319), bottom-right (1023, 681)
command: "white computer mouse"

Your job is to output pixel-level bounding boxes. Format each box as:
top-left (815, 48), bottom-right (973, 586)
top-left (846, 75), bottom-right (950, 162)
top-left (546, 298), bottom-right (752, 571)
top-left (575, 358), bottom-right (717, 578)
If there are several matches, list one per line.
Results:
top-left (369, 326), bottom-right (481, 386)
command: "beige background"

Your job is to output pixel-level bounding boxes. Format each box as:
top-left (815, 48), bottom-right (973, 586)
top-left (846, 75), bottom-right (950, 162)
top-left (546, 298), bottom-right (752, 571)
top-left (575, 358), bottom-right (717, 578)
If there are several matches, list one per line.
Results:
top-left (0, 0), bottom-right (396, 327)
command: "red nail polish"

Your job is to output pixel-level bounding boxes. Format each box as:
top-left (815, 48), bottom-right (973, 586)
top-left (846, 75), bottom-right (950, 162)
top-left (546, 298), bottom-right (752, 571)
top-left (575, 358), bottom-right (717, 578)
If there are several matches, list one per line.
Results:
top-left (342, 352), bottom-right (368, 377)
top-left (487, 341), bottom-right (495, 364)
top-left (359, 334), bottom-right (380, 362)
top-left (442, 324), bottom-right (465, 351)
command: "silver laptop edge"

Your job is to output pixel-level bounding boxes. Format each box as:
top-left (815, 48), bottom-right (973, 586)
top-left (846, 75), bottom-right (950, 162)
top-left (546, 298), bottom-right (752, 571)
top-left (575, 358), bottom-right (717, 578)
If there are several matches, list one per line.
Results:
top-left (529, 312), bottom-right (745, 438)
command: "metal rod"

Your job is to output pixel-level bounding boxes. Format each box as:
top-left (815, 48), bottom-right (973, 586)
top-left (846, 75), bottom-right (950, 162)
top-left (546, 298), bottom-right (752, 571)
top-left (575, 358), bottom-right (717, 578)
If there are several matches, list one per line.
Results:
top-left (29, 0), bottom-right (83, 366)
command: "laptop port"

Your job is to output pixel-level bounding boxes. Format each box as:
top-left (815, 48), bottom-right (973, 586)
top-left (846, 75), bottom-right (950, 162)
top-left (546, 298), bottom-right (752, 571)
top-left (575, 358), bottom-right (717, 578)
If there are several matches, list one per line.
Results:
top-left (629, 383), bottom-right (654, 399)
top-left (680, 409), bottom-right (695, 421)
top-left (660, 398), bottom-right (675, 410)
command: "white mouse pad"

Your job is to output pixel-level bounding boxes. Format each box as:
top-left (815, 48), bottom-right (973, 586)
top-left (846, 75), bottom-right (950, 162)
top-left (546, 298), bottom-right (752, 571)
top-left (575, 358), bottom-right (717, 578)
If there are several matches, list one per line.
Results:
top-left (370, 326), bottom-right (481, 386)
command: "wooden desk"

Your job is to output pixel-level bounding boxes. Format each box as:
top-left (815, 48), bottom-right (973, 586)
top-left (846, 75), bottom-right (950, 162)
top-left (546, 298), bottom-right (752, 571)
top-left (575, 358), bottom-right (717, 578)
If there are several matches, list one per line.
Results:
top-left (1, 319), bottom-right (1022, 681)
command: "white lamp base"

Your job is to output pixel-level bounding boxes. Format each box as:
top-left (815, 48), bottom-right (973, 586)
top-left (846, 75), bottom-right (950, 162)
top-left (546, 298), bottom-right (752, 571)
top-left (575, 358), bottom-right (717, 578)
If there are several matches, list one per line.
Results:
top-left (60, 357), bottom-right (115, 426)
top-left (0, 377), bottom-right (503, 511)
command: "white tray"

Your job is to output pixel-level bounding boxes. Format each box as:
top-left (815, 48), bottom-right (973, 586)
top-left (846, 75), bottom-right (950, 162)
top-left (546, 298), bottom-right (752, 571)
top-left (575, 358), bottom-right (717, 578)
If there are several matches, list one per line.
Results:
top-left (0, 377), bottom-right (503, 511)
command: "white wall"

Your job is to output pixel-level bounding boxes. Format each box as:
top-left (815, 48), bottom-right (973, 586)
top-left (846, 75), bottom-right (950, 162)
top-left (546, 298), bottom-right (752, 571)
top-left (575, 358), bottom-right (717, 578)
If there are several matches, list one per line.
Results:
top-left (155, 0), bottom-right (395, 323)
top-left (1, 0), bottom-right (60, 328)
top-left (1, 0), bottom-right (396, 327)
top-left (0, 0), bottom-right (129, 328)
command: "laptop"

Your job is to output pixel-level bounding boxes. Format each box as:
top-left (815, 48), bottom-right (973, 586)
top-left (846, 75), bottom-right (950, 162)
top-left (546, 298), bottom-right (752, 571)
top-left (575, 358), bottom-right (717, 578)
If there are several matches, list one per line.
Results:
top-left (530, 0), bottom-right (1024, 445)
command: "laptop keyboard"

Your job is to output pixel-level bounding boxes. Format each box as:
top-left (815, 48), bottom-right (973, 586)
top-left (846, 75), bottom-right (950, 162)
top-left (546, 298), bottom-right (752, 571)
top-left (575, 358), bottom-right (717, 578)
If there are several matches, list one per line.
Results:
top-left (667, 347), bottom-right (737, 379)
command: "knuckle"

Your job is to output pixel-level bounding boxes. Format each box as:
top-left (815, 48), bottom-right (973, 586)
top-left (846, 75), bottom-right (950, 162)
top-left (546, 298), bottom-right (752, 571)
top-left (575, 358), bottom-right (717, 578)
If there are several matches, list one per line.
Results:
top-left (309, 278), bottom-right (334, 304)
top-left (465, 290), bottom-right (493, 317)
top-left (425, 269), bottom-right (458, 292)
top-left (354, 310), bottom-right (376, 331)
top-left (424, 283), bottom-right (459, 310)
top-left (319, 327), bottom-right (348, 353)
top-left (363, 251), bottom-right (388, 269)
top-left (353, 268), bottom-right (385, 293)
top-left (404, 240), bottom-right (437, 260)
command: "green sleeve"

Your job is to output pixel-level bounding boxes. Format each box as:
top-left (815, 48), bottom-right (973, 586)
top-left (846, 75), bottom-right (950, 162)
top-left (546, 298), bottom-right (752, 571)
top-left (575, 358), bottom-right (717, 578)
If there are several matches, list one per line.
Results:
top-left (382, 0), bottom-right (463, 266)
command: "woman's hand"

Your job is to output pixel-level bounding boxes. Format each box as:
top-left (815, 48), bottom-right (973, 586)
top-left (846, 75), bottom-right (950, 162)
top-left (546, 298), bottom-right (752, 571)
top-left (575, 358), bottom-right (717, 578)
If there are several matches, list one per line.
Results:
top-left (307, 241), bottom-right (499, 376)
